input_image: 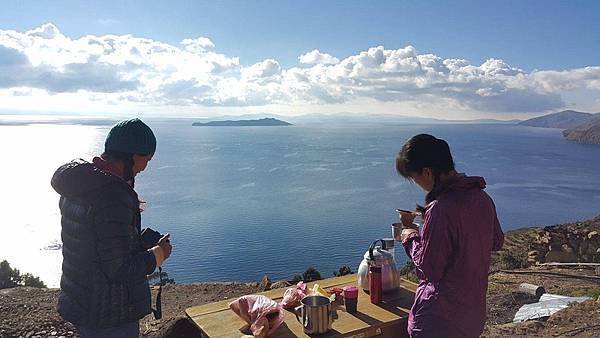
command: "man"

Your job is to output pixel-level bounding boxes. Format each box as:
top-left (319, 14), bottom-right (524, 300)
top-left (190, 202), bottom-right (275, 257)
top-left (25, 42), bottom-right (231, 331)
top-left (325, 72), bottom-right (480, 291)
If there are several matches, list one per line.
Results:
top-left (51, 118), bottom-right (172, 337)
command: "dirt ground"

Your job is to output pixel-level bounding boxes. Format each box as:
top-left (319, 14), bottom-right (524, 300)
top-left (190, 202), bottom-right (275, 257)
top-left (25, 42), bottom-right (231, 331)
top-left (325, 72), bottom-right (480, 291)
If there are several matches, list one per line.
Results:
top-left (0, 283), bottom-right (260, 338)
top-left (483, 268), bottom-right (600, 337)
top-left (2, 216), bottom-right (599, 337)
top-left (140, 282), bottom-right (259, 337)
top-left (1, 270), bottom-right (598, 338)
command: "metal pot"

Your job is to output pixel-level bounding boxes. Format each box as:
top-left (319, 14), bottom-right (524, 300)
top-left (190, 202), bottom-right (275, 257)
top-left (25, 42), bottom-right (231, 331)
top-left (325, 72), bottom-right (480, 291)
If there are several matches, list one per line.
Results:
top-left (295, 295), bottom-right (333, 335)
top-left (357, 239), bottom-right (399, 292)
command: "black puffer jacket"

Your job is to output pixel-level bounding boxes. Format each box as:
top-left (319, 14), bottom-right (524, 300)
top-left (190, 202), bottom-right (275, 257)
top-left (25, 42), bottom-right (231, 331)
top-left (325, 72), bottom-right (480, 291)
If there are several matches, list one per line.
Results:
top-left (51, 159), bottom-right (156, 328)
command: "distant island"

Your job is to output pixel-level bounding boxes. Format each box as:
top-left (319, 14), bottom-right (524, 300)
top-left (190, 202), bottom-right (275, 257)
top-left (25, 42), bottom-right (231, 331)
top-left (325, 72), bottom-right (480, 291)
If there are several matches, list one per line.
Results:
top-left (192, 118), bottom-right (292, 127)
top-left (518, 110), bottom-right (595, 129)
top-left (519, 110), bottom-right (600, 145)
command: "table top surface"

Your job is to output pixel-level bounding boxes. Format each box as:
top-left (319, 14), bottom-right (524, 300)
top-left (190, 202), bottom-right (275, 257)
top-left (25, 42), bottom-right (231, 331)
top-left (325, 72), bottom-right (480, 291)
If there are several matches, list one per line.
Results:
top-left (185, 274), bottom-right (417, 338)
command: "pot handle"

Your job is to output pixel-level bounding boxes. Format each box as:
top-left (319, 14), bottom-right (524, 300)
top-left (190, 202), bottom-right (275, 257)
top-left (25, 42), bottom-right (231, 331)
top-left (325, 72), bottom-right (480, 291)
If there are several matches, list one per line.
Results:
top-left (295, 305), bottom-right (311, 330)
top-left (294, 305), bottom-right (302, 323)
top-left (369, 239), bottom-right (383, 261)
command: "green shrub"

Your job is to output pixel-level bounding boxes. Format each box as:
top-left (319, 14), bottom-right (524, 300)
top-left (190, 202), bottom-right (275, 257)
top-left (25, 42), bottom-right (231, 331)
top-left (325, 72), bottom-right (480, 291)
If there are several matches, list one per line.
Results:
top-left (302, 267), bottom-right (322, 282)
top-left (398, 261), bottom-right (419, 283)
top-left (333, 265), bottom-right (353, 277)
top-left (290, 274), bottom-right (303, 284)
top-left (0, 260), bottom-right (46, 289)
top-left (492, 250), bottom-right (529, 270)
top-left (20, 273), bottom-right (46, 288)
top-left (148, 270), bottom-right (175, 286)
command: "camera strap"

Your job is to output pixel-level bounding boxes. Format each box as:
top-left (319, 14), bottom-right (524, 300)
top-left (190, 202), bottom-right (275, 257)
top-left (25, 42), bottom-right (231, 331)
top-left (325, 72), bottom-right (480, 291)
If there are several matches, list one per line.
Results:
top-left (152, 266), bottom-right (163, 320)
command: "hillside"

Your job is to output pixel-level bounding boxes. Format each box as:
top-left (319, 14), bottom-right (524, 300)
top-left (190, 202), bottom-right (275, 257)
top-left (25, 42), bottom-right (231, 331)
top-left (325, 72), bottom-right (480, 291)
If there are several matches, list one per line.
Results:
top-left (563, 115), bottom-right (600, 145)
top-left (518, 110), bottom-right (595, 129)
top-left (1, 216), bottom-right (599, 337)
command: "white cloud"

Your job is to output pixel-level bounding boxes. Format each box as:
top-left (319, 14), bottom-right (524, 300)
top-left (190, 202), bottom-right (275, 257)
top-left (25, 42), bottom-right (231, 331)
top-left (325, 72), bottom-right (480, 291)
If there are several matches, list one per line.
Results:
top-left (298, 49), bottom-right (339, 65)
top-left (0, 23), bottom-right (599, 116)
top-left (181, 37), bottom-right (215, 52)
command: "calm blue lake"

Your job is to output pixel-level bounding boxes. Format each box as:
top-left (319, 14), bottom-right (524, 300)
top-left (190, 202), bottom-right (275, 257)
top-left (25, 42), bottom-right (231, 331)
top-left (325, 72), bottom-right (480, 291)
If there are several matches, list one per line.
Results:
top-left (1, 120), bottom-right (599, 286)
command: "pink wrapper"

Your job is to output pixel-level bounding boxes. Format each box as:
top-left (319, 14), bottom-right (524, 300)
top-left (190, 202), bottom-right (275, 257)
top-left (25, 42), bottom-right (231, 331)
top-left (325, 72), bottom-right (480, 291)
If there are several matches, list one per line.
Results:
top-left (229, 295), bottom-right (285, 337)
top-left (280, 281), bottom-right (308, 309)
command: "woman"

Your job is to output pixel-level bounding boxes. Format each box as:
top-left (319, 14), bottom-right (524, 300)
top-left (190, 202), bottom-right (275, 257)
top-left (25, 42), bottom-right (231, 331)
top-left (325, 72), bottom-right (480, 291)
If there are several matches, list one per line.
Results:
top-left (396, 134), bottom-right (504, 338)
top-left (51, 118), bottom-right (172, 337)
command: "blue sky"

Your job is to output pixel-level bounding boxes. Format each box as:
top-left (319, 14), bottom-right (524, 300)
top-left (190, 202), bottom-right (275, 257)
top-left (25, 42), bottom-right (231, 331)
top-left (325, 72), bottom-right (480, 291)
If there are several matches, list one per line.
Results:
top-left (0, 0), bottom-right (599, 118)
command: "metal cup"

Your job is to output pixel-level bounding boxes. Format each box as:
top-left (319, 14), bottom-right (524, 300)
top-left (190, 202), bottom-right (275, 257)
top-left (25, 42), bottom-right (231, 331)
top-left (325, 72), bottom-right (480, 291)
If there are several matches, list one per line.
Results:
top-left (392, 222), bottom-right (403, 241)
top-left (295, 295), bottom-right (333, 335)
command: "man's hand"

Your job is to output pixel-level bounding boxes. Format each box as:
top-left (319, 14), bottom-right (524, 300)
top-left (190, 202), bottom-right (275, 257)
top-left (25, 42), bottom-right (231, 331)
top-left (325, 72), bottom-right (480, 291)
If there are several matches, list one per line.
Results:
top-left (157, 234), bottom-right (172, 260)
top-left (400, 228), bottom-right (419, 243)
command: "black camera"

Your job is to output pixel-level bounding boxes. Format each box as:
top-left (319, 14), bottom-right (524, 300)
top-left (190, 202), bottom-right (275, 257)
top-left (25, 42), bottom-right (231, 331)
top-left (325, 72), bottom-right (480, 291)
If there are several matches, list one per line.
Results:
top-left (141, 228), bottom-right (162, 249)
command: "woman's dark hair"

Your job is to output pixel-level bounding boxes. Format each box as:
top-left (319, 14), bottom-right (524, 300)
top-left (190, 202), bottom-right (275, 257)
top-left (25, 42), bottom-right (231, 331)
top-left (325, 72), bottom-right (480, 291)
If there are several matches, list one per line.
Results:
top-left (396, 134), bottom-right (455, 204)
top-left (102, 150), bottom-right (148, 188)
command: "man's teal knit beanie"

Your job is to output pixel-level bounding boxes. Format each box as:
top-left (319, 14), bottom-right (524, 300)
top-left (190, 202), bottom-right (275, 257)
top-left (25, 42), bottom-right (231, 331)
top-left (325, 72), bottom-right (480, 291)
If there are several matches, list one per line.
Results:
top-left (105, 118), bottom-right (157, 155)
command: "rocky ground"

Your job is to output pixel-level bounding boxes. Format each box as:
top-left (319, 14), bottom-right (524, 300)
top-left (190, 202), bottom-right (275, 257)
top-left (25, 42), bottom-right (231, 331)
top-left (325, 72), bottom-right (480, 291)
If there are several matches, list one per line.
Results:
top-left (1, 217), bottom-right (599, 337)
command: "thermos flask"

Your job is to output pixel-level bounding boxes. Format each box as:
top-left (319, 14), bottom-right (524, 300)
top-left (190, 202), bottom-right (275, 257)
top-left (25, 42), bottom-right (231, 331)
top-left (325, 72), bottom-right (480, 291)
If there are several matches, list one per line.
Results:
top-left (369, 266), bottom-right (382, 304)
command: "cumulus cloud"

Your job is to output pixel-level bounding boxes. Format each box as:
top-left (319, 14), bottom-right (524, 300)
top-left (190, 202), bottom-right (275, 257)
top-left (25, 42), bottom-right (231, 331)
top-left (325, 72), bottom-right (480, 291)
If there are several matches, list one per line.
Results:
top-left (181, 37), bottom-right (215, 52)
top-left (299, 49), bottom-right (339, 65)
top-left (0, 23), bottom-right (599, 113)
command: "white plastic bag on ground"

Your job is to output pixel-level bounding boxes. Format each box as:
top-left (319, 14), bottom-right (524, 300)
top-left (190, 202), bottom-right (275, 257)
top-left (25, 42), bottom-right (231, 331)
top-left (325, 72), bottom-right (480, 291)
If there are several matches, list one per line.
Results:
top-left (513, 293), bottom-right (591, 322)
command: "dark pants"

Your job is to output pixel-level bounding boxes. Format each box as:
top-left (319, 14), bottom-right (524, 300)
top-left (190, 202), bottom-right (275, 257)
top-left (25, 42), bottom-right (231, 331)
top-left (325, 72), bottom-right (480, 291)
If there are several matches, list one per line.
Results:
top-left (77, 320), bottom-right (139, 338)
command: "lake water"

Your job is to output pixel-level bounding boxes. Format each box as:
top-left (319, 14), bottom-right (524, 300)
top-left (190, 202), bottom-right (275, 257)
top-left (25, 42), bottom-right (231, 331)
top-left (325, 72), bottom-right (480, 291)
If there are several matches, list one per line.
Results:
top-left (1, 119), bottom-right (599, 287)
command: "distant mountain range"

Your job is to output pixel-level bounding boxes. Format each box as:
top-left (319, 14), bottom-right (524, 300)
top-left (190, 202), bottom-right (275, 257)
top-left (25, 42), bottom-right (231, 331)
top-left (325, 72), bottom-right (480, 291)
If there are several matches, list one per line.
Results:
top-left (192, 117), bottom-right (292, 127)
top-left (518, 110), bottom-right (596, 129)
top-left (563, 115), bottom-right (600, 145)
top-left (189, 113), bottom-right (520, 125)
top-left (519, 110), bottom-right (600, 145)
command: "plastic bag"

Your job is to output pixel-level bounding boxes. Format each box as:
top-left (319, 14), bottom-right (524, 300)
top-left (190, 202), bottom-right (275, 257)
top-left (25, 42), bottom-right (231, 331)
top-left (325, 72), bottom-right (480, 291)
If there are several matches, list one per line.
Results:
top-left (312, 284), bottom-right (336, 303)
top-left (513, 293), bottom-right (591, 322)
top-left (281, 281), bottom-right (308, 309)
top-left (229, 295), bottom-right (285, 338)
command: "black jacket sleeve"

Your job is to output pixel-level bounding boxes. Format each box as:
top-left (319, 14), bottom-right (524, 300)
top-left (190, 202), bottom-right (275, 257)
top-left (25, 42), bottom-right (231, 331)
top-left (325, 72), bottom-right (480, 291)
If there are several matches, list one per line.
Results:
top-left (93, 188), bottom-right (156, 282)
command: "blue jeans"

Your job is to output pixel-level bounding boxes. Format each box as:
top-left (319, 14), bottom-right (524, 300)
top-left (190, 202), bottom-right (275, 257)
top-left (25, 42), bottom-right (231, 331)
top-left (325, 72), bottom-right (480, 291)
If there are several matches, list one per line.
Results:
top-left (77, 321), bottom-right (139, 338)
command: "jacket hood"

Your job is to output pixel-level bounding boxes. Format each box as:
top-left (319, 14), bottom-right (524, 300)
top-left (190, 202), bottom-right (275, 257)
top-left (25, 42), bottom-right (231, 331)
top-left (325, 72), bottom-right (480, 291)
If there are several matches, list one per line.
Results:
top-left (51, 159), bottom-right (128, 198)
top-left (436, 174), bottom-right (486, 196)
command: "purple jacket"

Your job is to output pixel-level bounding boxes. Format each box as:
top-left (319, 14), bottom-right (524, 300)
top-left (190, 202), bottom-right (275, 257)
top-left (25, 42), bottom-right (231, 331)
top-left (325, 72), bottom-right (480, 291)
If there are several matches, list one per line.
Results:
top-left (402, 175), bottom-right (504, 338)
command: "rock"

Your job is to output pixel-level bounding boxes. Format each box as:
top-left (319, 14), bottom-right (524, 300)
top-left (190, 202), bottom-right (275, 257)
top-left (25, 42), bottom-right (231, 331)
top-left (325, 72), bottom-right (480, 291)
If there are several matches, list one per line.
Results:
top-left (588, 231), bottom-right (599, 240)
top-left (270, 281), bottom-right (291, 289)
top-left (548, 243), bottom-right (562, 252)
top-left (545, 250), bottom-right (577, 263)
top-left (539, 235), bottom-right (551, 245)
top-left (578, 241), bottom-right (589, 255)
top-left (527, 250), bottom-right (540, 263)
top-left (561, 244), bottom-right (574, 253)
top-left (258, 275), bottom-right (271, 291)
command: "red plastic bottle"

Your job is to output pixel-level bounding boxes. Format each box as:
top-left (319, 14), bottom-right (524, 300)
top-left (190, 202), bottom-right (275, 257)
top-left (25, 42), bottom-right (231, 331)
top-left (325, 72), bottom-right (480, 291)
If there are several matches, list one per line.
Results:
top-left (369, 265), bottom-right (382, 304)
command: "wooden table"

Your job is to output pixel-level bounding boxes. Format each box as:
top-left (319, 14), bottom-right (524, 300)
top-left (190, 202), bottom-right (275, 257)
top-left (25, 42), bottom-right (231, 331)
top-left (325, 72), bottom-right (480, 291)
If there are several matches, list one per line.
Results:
top-left (186, 275), bottom-right (417, 337)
